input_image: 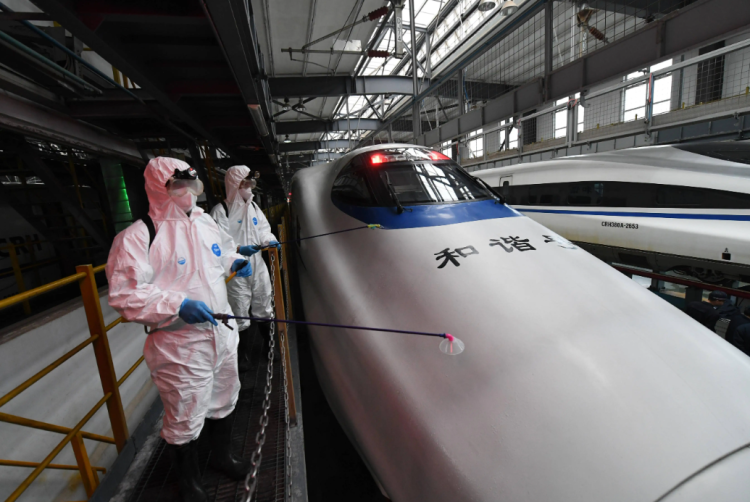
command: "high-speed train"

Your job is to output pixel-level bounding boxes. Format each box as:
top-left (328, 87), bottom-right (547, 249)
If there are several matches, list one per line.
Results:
top-left (291, 144), bottom-right (750, 502)
top-left (474, 141), bottom-right (750, 284)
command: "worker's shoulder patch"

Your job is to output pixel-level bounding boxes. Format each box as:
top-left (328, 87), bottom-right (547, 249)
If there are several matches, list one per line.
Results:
top-left (252, 217), bottom-right (258, 225)
top-left (211, 243), bottom-right (221, 256)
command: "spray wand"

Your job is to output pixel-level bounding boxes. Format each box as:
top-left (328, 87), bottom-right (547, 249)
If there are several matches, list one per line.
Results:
top-left (212, 313), bottom-right (464, 355)
top-left (225, 224), bottom-right (381, 282)
top-left (256, 223), bottom-right (382, 250)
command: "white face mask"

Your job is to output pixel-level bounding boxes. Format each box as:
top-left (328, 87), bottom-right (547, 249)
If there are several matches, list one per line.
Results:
top-left (172, 193), bottom-right (197, 213)
top-left (239, 187), bottom-right (254, 202)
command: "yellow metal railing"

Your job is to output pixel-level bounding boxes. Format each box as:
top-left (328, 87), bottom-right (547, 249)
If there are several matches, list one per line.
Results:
top-left (273, 211), bottom-right (297, 425)
top-left (0, 240), bottom-right (51, 315)
top-left (0, 263), bottom-right (144, 501)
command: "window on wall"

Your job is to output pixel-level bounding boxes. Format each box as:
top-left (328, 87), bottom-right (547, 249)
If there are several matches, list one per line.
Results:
top-left (508, 122), bottom-right (518, 149)
top-left (651, 59), bottom-right (673, 116)
top-left (440, 140), bottom-right (454, 159)
top-left (494, 119), bottom-right (519, 150)
top-left (696, 42), bottom-right (725, 104)
top-left (623, 59), bottom-right (673, 122)
top-left (577, 97), bottom-right (585, 132)
top-left (554, 94), bottom-right (585, 138)
top-left (554, 98), bottom-right (568, 139)
top-left (466, 129), bottom-right (483, 158)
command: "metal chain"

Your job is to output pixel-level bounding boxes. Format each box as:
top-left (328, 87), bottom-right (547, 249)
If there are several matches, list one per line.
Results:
top-left (241, 250), bottom-right (293, 502)
top-left (277, 250), bottom-right (293, 500)
top-left (242, 253), bottom-right (276, 502)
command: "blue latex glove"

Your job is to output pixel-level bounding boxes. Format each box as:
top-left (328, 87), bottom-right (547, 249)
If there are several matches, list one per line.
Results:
top-left (179, 298), bottom-right (218, 326)
top-left (238, 245), bottom-right (260, 256)
top-left (231, 259), bottom-right (253, 277)
top-left (268, 240), bottom-right (282, 251)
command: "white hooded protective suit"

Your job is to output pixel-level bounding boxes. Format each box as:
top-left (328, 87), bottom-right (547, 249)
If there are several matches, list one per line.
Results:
top-left (106, 157), bottom-right (245, 445)
top-left (210, 165), bottom-right (276, 331)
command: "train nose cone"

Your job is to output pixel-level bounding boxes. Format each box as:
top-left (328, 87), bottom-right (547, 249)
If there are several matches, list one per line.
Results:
top-left (658, 446), bottom-right (750, 502)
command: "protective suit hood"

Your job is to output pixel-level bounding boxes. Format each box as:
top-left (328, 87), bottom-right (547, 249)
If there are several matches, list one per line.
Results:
top-left (225, 165), bottom-right (252, 204)
top-left (145, 157), bottom-right (201, 220)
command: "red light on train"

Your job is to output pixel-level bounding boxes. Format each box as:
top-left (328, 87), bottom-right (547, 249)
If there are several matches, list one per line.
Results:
top-left (370, 153), bottom-right (386, 164)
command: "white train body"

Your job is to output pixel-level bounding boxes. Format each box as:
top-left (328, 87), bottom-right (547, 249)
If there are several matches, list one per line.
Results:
top-left (291, 144), bottom-right (750, 502)
top-left (473, 142), bottom-right (750, 282)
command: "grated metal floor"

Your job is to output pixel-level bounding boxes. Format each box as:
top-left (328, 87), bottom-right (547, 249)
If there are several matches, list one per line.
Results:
top-left (126, 332), bottom-right (287, 502)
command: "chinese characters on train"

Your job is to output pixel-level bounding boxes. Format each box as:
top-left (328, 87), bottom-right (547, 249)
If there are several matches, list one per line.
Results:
top-left (434, 234), bottom-right (576, 268)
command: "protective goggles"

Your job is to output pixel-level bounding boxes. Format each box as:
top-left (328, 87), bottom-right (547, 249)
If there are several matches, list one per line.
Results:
top-left (239, 179), bottom-right (257, 190)
top-left (239, 171), bottom-right (260, 190)
top-left (165, 168), bottom-right (204, 196)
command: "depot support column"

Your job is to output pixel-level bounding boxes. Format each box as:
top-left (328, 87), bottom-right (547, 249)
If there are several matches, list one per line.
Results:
top-left (409, 0), bottom-right (420, 141)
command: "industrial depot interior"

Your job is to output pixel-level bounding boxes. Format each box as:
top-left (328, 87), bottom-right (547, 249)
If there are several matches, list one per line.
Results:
top-left (1, 0), bottom-right (750, 501)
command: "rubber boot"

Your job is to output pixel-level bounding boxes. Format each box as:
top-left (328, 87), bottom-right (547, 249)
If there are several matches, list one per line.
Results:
top-left (257, 321), bottom-right (281, 360)
top-left (207, 414), bottom-right (252, 480)
top-left (237, 328), bottom-right (251, 373)
top-left (166, 441), bottom-right (208, 502)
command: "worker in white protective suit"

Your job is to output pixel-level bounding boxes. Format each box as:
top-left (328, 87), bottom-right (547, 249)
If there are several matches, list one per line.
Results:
top-left (210, 165), bottom-right (280, 372)
top-left (106, 157), bottom-right (257, 502)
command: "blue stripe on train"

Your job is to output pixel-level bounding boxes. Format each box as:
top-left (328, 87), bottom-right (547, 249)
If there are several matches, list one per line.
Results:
top-left (519, 208), bottom-right (750, 221)
top-left (333, 198), bottom-right (521, 229)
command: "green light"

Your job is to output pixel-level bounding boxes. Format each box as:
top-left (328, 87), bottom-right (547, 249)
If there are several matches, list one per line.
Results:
top-left (101, 162), bottom-right (133, 230)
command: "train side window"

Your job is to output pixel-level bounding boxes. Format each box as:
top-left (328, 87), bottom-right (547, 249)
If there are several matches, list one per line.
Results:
top-left (511, 185), bottom-right (528, 205)
top-left (656, 185), bottom-right (705, 206)
top-left (703, 190), bottom-right (750, 209)
top-left (567, 182), bottom-right (602, 205)
top-left (600, 182), bottom-right (628, 207)
top-left (331, 166), bottom-right (376, 206)
top-left (529, 184), bottom-right (560, 205)
top-left (504, 181), bottom-right (750, 209)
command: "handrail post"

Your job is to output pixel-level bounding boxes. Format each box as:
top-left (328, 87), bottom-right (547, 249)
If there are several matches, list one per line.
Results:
top-left (71, 431), bottom-right (98, 497)
top-left (279, 218), bottom-right (294, 320)
top-left (7, 244), bottom-right (31, 315)
top-left (269, 248), bottom-right (297, 425)
top-left (76, 264), bottom-right (129, 451)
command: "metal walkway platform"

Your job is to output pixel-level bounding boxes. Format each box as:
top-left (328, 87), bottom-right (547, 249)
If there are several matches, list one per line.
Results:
top-left (126, 332), bottom-right (290, 502)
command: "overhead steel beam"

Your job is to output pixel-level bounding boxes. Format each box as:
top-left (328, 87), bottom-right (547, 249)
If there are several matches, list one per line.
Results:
top-left (417, 0), bottom-right (750, 147)
top-left (0, 65), bottom-right (63, 109)
top-left (29, 0), bottom-right (239, 156)
top-left (387, 22), bottom-right (428, 32)
top-left (286, 152), bottom-right (345, 163)
top-left (586, 0), bottom-right (695, 18)
top-left (546, 0), bottom-right (750, 99)
top-left (391, 0), bottom-right (460, 77)
top-left (275, 118), bottom-right (383, 134)
top-left (67, 100), bottom-right (155, 119)
top-left (201, 0), bottom-right (274, 154)
top-left (278, 139), bottom-right (351, 152)
top-left (269, 76), bottom-right (420, 97)
top-left (0, 92), bottom-right (143, 164)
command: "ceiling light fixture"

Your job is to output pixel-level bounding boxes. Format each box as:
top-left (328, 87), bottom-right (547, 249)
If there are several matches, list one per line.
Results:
top-left (478, 0), bottom-right (497, 12)
top-left (500, 0), bottom-right (519, 16)
top-left (281, 98), bottom-right (291, 111)
top-left (293, 99), bottom-right (306, 112)
top-left (283, 135), bottom-right (291, 143)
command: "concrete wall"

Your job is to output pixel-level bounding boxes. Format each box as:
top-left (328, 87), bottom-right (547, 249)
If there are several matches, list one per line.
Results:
top-left (0, 287), bottom-right (158, 502)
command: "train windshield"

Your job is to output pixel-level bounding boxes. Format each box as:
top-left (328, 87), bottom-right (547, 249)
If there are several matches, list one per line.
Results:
top-left (332, 148), bottom-right (493, 207)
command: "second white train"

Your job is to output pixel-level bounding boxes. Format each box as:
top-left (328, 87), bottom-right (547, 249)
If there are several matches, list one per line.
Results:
top-left (474, 141), bottom-right (750, 283)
